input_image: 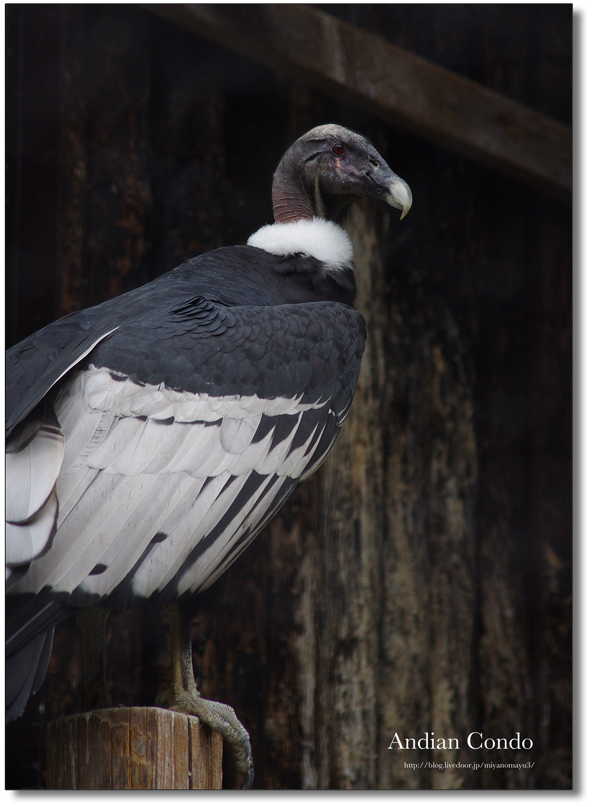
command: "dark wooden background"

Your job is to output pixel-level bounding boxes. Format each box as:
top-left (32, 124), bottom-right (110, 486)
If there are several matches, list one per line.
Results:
top-left (5, 3), bottom-right (572, 790)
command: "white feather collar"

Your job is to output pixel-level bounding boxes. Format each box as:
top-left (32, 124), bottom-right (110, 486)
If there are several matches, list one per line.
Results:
top-left (247, 217), bottom-right (353, 273)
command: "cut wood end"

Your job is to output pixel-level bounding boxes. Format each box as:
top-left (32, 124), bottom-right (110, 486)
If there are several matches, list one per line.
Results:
top-left (45, 706), bottom-right (223, 790)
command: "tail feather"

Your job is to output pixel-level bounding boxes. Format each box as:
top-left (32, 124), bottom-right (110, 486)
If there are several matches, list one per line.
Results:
top-left (6, 629), bottom-right (54, 722)
top-left (6, 599), bottom-right (72, 722)
top-left (32, 629), bottom-right (55, 695)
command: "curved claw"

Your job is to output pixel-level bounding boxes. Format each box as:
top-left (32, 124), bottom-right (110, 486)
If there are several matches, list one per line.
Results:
top-left (198, 698), bottom-right (254, 789)
top-left (242, 757), bottom-right (254, 790)
top-left (158, 690), bottom-right (254, 788)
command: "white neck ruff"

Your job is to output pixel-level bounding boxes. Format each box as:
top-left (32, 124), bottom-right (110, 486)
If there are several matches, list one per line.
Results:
top-left (247, 217), bottom-right (353, 273)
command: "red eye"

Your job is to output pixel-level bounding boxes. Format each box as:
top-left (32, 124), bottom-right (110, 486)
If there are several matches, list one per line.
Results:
top-left (332, 143), bottom-right (345, 157)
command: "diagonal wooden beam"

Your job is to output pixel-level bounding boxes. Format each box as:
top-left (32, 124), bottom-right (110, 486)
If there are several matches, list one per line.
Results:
top-left (147, 3), bottom-right (571, 202)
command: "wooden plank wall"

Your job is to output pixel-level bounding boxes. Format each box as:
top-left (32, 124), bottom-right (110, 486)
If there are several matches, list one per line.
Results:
top-left (150, 3), bottom-right (571, 200)
top-left (5, 4), bottom-right (572, 790)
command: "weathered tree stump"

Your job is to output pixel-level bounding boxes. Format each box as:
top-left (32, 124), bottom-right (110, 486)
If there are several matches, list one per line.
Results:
top-left (45, 707), bottom-right (222, 789)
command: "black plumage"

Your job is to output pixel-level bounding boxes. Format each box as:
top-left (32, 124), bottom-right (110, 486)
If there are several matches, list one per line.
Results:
top-left (6, 123), bottom-right (411, 786)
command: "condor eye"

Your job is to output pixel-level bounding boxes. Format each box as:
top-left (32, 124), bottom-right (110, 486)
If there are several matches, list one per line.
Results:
top-left (332, 143), bottom-right (346, 157)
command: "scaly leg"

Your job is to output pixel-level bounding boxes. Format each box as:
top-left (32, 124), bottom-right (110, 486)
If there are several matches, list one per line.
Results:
top-left (157, 601), bottom-right (254, 789)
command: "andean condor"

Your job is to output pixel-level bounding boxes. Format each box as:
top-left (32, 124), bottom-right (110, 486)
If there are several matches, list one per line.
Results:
top-left (6, 124), bottom-right (412, 787)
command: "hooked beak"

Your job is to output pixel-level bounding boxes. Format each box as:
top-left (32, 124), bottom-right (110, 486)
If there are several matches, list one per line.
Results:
top-left (385, 176), bottom-right (412, 220)
top-left (366, 162), bottom-right (412, 220)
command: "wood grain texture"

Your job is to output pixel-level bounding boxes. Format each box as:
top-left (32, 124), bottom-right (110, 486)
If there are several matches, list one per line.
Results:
top-left (46, 707), bottom-right (222, 789)
top-left (148, 3), bottom-right (571, 201)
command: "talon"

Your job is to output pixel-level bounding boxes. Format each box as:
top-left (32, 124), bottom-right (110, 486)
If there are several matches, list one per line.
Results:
top-left (161, 692), bottom-right (254, 787)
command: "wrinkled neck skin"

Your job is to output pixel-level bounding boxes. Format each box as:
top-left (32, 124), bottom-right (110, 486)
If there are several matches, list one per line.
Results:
top-left (272, 159), bottom-right (352, 224)
top-left (272, 185), bottom-right (315, 223)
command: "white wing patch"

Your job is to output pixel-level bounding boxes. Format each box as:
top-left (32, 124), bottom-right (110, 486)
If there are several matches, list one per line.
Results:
top-left (6, 414), bottom-right (64, 525)
top-left (8, 365), bottom-right (340, 603)
top-left (6, 492), bottom-right (59, 566)
top-left (6, 409), bottom-right (64, 566)
top-left (178, 475), bottom-right (289, 596)
top-left (84, 367), bottom-right (326, 421)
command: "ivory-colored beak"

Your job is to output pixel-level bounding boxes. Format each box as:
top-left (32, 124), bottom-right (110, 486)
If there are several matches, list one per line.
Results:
top-left (385, 177), bottom-right (413, 220)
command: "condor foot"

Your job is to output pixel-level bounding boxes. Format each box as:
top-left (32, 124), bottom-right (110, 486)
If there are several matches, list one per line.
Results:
top-left (157, 688), bottom-right (254, 789)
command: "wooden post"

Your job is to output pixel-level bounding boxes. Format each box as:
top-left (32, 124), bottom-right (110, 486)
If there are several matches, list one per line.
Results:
top-left (46, 707), bottom-right (222, 789)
